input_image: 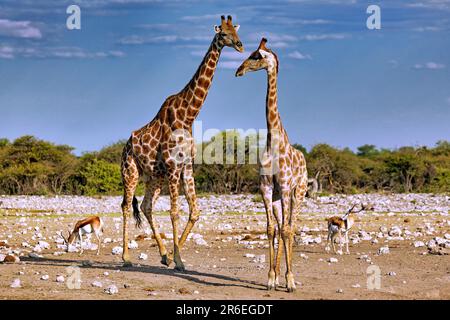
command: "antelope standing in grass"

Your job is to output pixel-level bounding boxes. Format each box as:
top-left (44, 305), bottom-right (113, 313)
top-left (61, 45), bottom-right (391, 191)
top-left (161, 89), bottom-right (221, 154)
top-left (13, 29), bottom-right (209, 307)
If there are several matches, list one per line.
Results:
top-left (326, 204), bottom-right (364, 254)
top-left (61, 216), bottom-right (104, 255)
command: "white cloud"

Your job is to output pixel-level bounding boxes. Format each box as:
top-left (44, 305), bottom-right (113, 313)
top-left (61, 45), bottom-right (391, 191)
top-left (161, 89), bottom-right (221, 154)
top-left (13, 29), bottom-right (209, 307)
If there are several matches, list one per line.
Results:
top-left (0, 45), bottom-right (126, 59)
top-left (119, 34), bottom-right (210, 45)
top-left (219, 60), bottom-right (242, 69)
top-left (388, 59), bottom-right (399, 68)
top-left (249, 32), bottom-right (297, 43)
top-left (412, 26), bottom-right (442, 32)
top-left (190, 49), bottom-right (244, 69)
top-left (288, 50), bottom-right (311, 60)
top-left (181, 13), bottom-right (236, 22)
top-left (0, 45), bottom-right (14, 59)
top-left (406, 1), bottom-right (450, 10)
top-left (414, 62), bottom-right (446, 70)
top-left (0, 19), bottom-right (42, 39)
top-left (300, 33), bottom-right (349, 41)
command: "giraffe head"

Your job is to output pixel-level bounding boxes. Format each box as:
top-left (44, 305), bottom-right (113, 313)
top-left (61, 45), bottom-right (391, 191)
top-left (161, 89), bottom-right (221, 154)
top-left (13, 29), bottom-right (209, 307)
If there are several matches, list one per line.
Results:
top-left (235, 38), bottom-right (279, 77)
top-left (214, 15), bottom-right (244, 52)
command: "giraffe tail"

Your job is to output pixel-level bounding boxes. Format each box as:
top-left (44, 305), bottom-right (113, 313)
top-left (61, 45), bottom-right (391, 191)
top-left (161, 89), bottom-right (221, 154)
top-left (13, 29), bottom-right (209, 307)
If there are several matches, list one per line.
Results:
top-left (132, 196), bottom-right (142, 229)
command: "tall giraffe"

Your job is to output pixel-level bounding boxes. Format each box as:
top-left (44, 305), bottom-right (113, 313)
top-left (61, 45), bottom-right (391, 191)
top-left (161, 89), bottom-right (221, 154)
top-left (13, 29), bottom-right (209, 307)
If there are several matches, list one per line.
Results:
top-left (121, 16), bottom-right (243, 271)
top-left (236, 38), bottom-right (308, 292)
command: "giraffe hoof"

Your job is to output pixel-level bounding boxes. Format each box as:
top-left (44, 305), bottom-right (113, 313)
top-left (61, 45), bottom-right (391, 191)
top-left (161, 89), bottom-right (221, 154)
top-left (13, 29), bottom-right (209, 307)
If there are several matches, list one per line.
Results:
top-left (161, 255), bottom-right (173, 267)
top-left (174, 264), bottom-right (186, 272)
top-left (123, 261), bottom-right (132, 267)
top-left (287, 286), bottom-right (296, 293)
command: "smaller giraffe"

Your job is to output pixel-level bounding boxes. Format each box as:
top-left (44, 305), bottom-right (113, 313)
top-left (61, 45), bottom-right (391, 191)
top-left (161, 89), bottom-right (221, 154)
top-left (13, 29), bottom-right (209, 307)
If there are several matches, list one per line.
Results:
top-left (236, 38), bottom-right (308, 292)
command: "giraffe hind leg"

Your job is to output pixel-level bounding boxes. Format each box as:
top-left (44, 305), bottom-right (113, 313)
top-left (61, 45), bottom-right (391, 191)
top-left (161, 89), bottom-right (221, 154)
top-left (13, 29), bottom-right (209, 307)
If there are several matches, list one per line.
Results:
top-left (141, 176), bottom-right (171, 267)
top-left (121, 152), bottom-right (139, 267)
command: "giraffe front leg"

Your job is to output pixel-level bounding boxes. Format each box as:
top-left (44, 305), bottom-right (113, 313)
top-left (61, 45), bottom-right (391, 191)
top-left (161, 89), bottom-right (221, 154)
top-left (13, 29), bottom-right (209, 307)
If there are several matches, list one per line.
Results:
top-left (121, 154), bottom-right (139, 267)
top-left (261, 184), bottom-right (276, 290)
top-left (273, 200), bottom-right (283, 287)
top-left (179, 162), bottom-right (200, 248)
top-left (168, 173), bottom-right (185, 272)
top-left (281, 188), bottom-right (296, 293)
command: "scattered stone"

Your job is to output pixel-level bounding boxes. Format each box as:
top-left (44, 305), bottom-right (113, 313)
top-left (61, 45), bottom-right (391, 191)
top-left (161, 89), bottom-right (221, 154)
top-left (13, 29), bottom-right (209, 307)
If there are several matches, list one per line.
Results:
top-left (139, 253), bottom-right (148, 260)
top-left (112, 246), bottom-right (123, 255)
top-left (328, 257), bottom-right (338, 263)
top-left (128, 240), bottom-right (138, 249)
top-left (91, 281), bottom-right (103, 288)
top-left (178, 287), bottom-right (191, 295)
top-left (41, 275), bottom-right (49, 281)
top-left (56, 275), bottom-right (65, 283)
top-left (252, 255), bottom-right (265, 264)
top-left (414, 241), bottom-right (425, 248)
top-left (10, 279), bottom-right (21, 288)
top-left (336, 288), bottom-right (343, 293)
top-left (104, 285), bottom-right (118, 295)
top-left (388, 271), bottom-right (397, 276)
top-left (378, 246), bottom-right (390, 255)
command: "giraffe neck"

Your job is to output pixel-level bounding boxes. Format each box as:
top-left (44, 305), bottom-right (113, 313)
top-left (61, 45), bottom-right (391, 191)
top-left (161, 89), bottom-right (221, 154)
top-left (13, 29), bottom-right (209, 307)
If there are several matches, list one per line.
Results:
top-left (266, 69), bottom-right (282, 132)
top-left (182, 36), bottom-right (223, 126)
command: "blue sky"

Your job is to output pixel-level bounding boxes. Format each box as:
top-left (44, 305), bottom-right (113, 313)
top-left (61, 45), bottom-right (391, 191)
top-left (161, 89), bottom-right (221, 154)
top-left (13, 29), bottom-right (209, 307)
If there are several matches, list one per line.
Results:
top-left (0, 0), bottom-right (449, 155)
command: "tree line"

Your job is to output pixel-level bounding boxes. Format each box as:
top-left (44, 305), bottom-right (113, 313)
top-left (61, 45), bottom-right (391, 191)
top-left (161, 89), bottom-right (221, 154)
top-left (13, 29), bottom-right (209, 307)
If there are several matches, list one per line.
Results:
top-left (0, 134), bottom-right (448, 196)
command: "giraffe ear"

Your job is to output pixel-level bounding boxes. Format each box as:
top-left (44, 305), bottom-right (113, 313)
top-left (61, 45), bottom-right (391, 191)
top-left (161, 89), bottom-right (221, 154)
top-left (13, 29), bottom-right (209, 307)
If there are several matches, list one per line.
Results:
top-left (214, 25), bottom-right (221, 33)
top-left (233, 24), bottom-right (240, 31)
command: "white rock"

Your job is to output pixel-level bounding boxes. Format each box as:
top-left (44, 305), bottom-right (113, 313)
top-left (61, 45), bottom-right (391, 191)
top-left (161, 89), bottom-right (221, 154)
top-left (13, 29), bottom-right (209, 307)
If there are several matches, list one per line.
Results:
top-left (128, 240), bottom-right (138, 249)
top-left (328, 257), bottom-right (338, 263)
top-left (104, 284), bottom-right (118, 295)
top-left (38, 241), bottom-right (50, 249)
top-left (41, 275), bottom-right (49, 280)
top-left (29, 252), bottom-right (43, 259)
top-left (252, 255), bottom-right (265, 263)
top-left (388, 271), bottom-right (397, 276)
top-left (378, 246), bottom-right (390, 255)
top-left (112, 246), bottom-right (123, 255)
top-left (56, 275), bottom-right (65, 283)
top-left (103, 238), bottom-right (112, 244)
top-left (388, 226), bottom-right (402, 237)
top-left (139, 253), bottom-right (148, 260)
top-left (92, 281), bottom-right (103, 288)
top-left (413, 241), bottom-right (425, 248)
top-left (244, 253), bottom-right (255, 258)
top-left (427, 239), bottom-right (437, 249)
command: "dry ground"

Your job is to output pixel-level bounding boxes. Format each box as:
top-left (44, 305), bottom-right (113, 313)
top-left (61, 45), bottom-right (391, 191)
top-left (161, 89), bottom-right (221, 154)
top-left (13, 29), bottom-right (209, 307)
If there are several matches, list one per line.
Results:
top-left (0, 201), bottom-right (449, 300)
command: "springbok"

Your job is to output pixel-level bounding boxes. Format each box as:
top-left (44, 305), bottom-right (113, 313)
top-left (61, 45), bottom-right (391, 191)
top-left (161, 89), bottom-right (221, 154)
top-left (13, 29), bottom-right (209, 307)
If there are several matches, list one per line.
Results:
top-left (61, 216), bottom-right (104, 255)
top-left (326, 204), bottom-right (364, 254)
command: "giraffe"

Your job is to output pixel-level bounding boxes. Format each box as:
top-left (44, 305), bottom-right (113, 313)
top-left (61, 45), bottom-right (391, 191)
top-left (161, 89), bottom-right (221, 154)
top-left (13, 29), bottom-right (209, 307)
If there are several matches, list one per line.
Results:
top-left (235, 38), bottom-right (308, 292)
top-left (120, 15), bottom-right (243, 271)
